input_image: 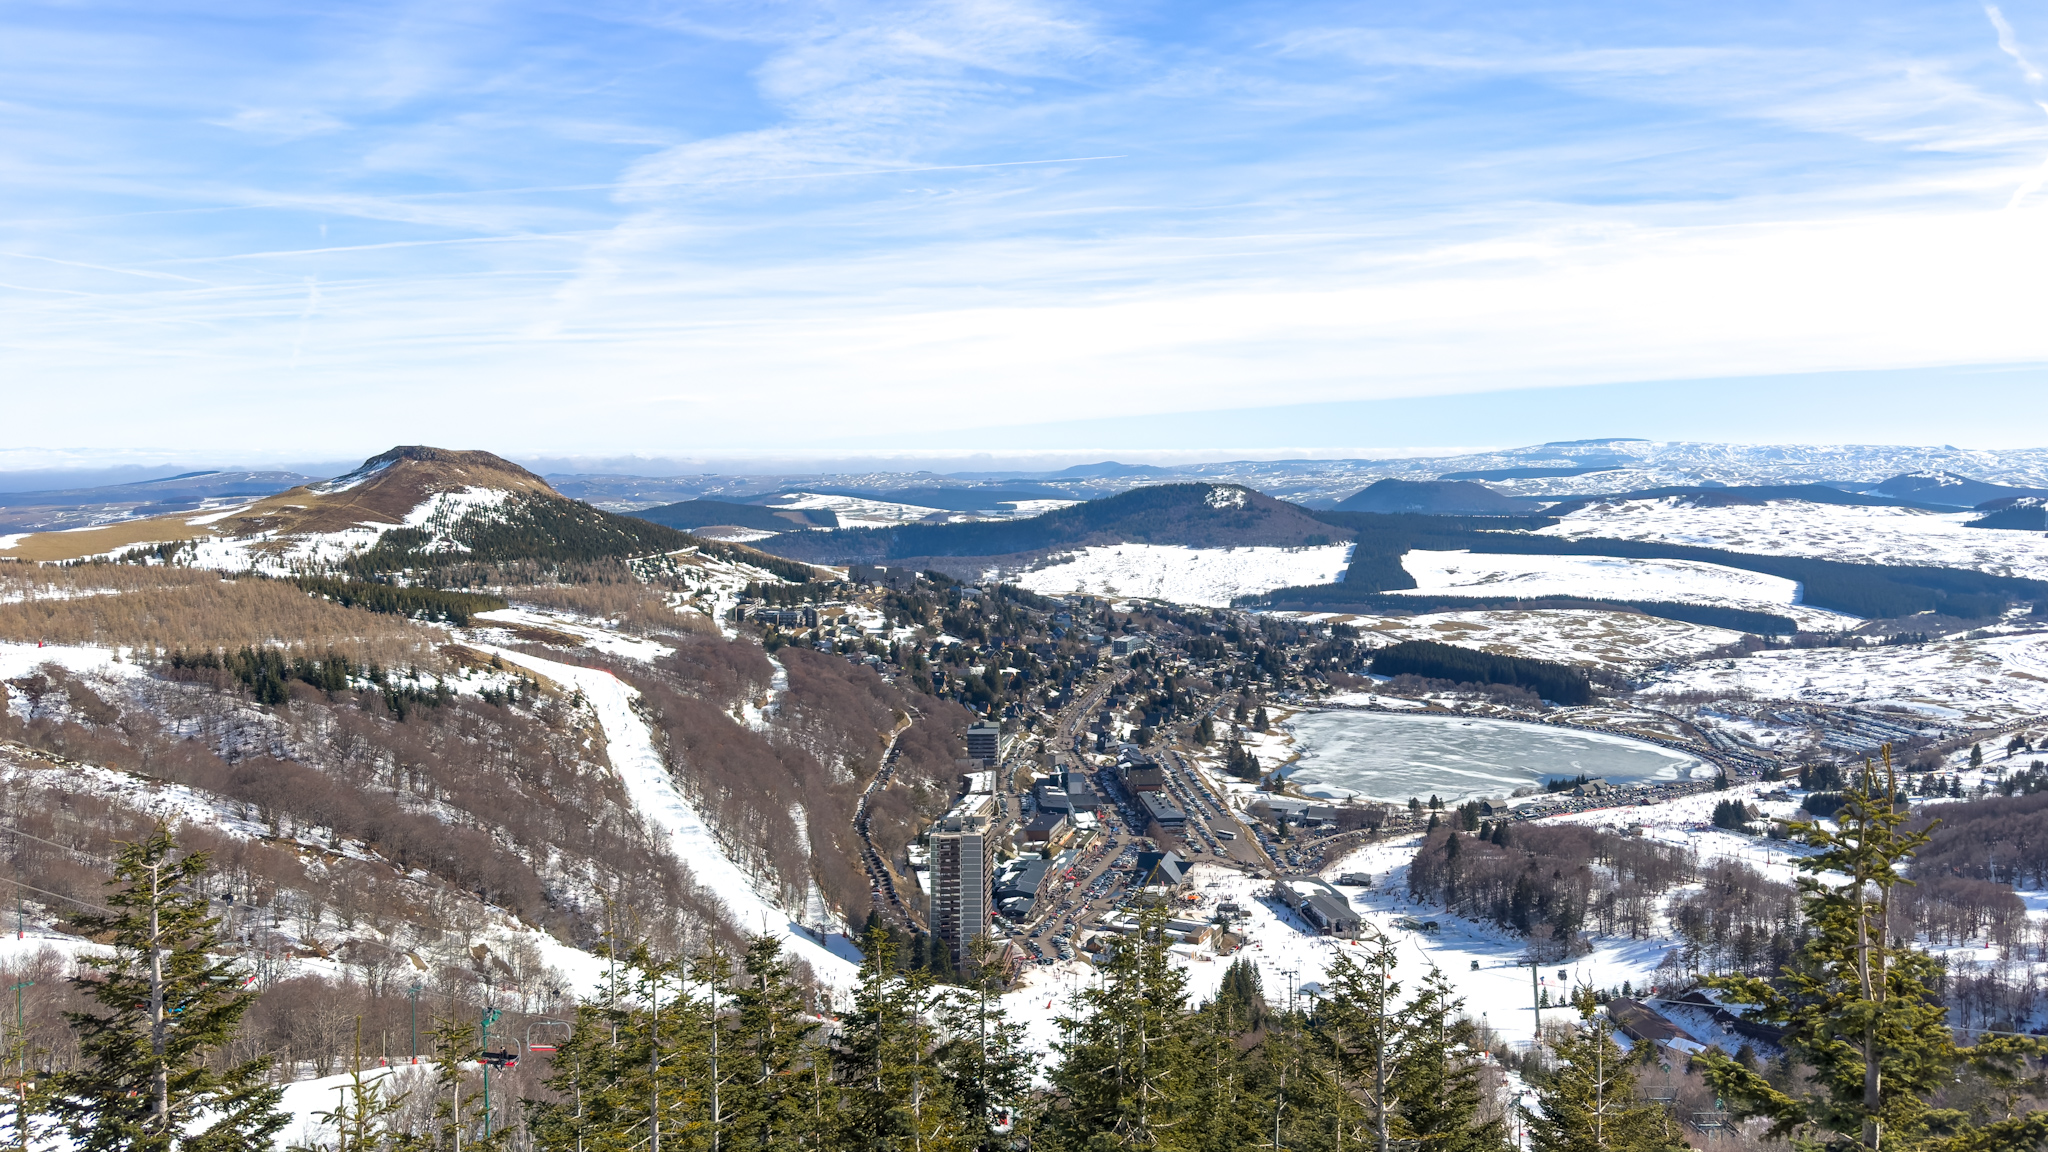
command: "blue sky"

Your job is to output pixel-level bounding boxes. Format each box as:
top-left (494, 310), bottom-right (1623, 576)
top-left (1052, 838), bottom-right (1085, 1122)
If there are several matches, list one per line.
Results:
top-left (5, 0), bottom-right (2048, 462)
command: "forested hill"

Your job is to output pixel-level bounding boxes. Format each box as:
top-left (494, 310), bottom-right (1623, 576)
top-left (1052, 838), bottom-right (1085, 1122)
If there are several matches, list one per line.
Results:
top-left (1333, 478), bottom-right (1539, 514)
top-left (1269, 510), bottom-right (2048, 622)
top-left (754, 484), bottom-right (1347, 565)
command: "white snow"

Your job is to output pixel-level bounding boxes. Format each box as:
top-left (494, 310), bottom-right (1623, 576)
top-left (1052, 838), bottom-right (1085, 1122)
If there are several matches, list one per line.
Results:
top-left (402, 486), bottom-right (512, 531)
top-left (771, 492), bottom-right (946, 529)
top-left (0, 640), bottom-right (142, 684)
top-left (999, 499), bottom-right (1081, 516)
top-left (1644, 629), bottom-right (2048, 721)
top-left (182, 502), bottom-right (260, 526)
top-left (306, 458), bottom-right (394, 494)
top-left (1011, 543), bottom-right (1356, 607)
top-left (1310, 608), bottom-right (1743, 672)
top-left (1538, 497), bottom-right (2048, 579)
top-left (1388, 549), bottom-right (1848, 628)
top-left (481, 646), bottom-right (862, 989)
top-left (470, 607), bottom-right (673, 663)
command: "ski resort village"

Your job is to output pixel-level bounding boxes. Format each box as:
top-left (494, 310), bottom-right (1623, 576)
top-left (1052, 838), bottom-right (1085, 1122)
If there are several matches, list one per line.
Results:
top-left (0, 440), bottom-right (2046, 1148)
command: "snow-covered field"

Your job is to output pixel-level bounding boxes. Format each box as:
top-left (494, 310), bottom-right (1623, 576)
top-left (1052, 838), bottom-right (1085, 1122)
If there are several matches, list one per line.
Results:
top-left (1644, 629), bottom-right (2048, 721)
top-left (1538, 498), bottom-right (2048, 579)
top-left (1011, 543), bottom-right (1355, 607)
top-left (470, 607), bottom-right (674, 662)
top-left (770, 492), bottom-right (947, 528)
top-left (1000, 849), bottom-right (1680, 1059)
top-left (1300, 608), bottom-right (1743, 671)
top-left (1387, 549), bottom-right (1850, 629)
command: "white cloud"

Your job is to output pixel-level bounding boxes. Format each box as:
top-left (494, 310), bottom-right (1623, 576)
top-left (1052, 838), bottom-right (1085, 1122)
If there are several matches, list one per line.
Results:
top-left (212, 107), bottom-right (348, 140)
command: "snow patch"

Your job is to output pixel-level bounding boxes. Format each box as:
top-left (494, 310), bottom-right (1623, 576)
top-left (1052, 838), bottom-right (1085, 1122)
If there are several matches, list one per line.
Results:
top-left (1538, 498), bottom-right (2048, 580)
top-left (1012, 543), bottom-right (1355, 607)
top-left (1389, 549), bottom-right (1847, 627)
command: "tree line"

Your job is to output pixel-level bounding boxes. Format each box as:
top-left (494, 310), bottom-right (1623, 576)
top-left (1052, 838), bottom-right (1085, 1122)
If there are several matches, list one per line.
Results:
top-left (1369, 639), bottom-right (1595, 706)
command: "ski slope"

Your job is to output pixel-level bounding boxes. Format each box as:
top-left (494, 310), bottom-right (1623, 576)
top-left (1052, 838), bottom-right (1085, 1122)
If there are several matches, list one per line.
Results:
top-left (1012, 543), bottom-right (1356, 607)
top-left (483, 647), bottom-right (862, 988)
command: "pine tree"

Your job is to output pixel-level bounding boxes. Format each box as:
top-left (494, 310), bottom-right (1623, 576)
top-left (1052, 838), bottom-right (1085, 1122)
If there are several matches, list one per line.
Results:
top-left (1696, 748), bottom-right (2048, 1150)
top-left (1390, 969), bottom-right (1510, 1152)
top-left (934, 934), bottom-right (1033, 1149)
top-left (1309, 940), bottom-right (1405, 1150)
top-left (833, 926), bottom-right (966, 1151)
top-left (1970, 742), bottom-right (1984, 772)
top-left (288, 1020), bottom-right (411, 1152)
top-left (726, 934), bottom-right (824, 1149)
top-left (1044, 907), bottom-right (1196, 1149)
top-left (50, 823), bottom-right (287, 1152)
top-left (1522, 988), bottom-right (1677, 1152)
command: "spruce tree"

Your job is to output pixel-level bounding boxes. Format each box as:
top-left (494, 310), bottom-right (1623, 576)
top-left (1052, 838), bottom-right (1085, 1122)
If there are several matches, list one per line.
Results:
top-left (1522, 988), bottom-right (1677, 1152)
top-left (833, 926), bottom-right (965, 1151)
top-left (726, 934), bottom-right (824, 1149)
top-left (1389, 969), bottom-right (1509, 1152)
top-left (1044, 907), bottom-right (1196, 1149)
top-left (421, 1012), bottom-right (508, 1150)
top-left (528, 940), bottom-right (701, 1151)
top-left (1181, 981), bottom-right (1264, 1152)
top-left (1696, 749), bottom-right (2048, 1150)
top-left (1311, 941), bottom-right (1404, 1151)
top-left (288, 1021), bottom-right (410, 1152)
top-left (935, 934), bottom-right (1033, 1149)
top-left (51, 823), bottom-right (286, 1152)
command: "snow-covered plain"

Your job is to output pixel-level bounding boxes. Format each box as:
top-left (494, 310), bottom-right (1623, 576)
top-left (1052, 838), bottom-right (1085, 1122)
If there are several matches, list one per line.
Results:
top-left (770, 492), bottom-right (947, 528)
top-left (1538, 497), bottom-right (2048, 579)
top-left (1302, 608), bottom-right (1743, 672)
top-left (1011, 543), bottom-right (1356, 607)
top-left (1387, 549), bottom-right (1849, 629)
top-left (1643, 629), bottom-right (2048, 721)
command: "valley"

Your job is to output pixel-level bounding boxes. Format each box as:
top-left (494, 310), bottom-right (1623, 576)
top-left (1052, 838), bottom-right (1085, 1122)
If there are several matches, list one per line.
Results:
top-left (2, 439), bottom-right (2047, 1147)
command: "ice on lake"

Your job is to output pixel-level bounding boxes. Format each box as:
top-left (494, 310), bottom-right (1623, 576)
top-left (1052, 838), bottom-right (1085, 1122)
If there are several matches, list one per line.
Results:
top-left (1286, 710), bottom-right (1705, 804)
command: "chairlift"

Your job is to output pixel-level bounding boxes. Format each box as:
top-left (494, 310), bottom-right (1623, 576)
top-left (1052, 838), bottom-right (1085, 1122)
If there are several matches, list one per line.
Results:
top-left (527, 1019), bottom-right (573, 1055)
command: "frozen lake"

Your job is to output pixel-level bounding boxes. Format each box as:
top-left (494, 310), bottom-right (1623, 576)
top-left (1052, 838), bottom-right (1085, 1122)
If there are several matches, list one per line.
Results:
top-left (1285, 709), bottom-right (1706, 804)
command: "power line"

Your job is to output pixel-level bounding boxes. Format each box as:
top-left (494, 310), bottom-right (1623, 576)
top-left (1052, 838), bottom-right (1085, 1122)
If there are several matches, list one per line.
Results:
top-left (0, 876), bottom-right (111, 916)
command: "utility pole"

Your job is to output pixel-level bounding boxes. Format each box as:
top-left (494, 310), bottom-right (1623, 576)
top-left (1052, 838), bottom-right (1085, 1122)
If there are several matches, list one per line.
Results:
top-left (479, 1006), bottom-right (502, 1138)
top-left (10, 979), bottom-right (29, 1152)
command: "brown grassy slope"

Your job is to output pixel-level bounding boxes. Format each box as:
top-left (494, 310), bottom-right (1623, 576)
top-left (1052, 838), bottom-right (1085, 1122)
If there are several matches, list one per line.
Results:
top-left (0, 565), bottom-right (444, 665)
top-left (0, 516), bottom-right (220, 562)
top-left (222, 445), bottom-right (554, 538)
top-left (0, 445), bottom-right (556, 563)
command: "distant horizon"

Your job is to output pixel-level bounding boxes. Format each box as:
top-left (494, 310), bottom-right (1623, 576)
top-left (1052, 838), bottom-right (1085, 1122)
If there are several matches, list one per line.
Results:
top-left (8, 433), bottom-right (2048, 493)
